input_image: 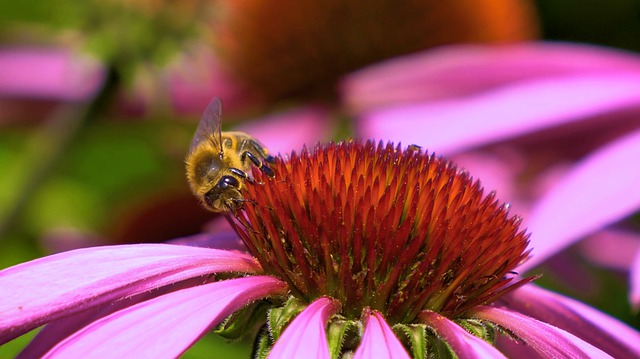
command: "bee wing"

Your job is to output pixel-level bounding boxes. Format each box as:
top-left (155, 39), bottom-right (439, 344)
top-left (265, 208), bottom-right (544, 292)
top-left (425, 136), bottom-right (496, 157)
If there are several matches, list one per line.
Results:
top-left (189, 97), bottom-right (224, 154)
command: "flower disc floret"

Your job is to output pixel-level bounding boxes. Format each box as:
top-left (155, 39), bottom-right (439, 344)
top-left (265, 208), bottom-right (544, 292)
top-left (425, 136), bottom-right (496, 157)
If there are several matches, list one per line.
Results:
top-left (232, 140), bottom-right (532, 324)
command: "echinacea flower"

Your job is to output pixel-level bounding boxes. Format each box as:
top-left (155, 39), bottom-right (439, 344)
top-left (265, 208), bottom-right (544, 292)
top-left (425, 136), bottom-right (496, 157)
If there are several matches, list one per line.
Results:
top-left (212, 0), bottom-right (537, 104)
top-left (2, 140), bottom-right (639, 358)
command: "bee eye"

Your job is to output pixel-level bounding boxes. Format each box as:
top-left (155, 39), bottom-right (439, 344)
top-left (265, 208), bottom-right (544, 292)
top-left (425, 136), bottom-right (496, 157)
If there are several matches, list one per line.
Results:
top-left (216, 175), bottom-right (240, 189)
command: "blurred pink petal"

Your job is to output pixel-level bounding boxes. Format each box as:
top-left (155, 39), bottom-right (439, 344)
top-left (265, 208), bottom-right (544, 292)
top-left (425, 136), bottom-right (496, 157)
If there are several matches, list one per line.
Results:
top-left (39, 276), bottom-right (286, 358)
top-left (419, 310), bottom-right (507, 359)
top-left (343, 43), bottom-right (640, 112)
top-left (473, 306), bottom-right (612, 358)
top-left (353, 311), bottom-right (410, 359)
top-left (237, 105), bottom-right (331, 155)
top-left (0, 244), bottom-right (260, 343)
top-left (168, 49), bottom-right (260, 115)
top-left (0, 48), bottom-right (103, 101)
top-left (450, 151), bottom-right (522, 203)
top-left (359, 74), bottom-right (640, 155)
top-left (631, 249), bottom-right (640, 308)
top-left (268, 297), bottom-right (339, 359)
top-left (580, 230), bottom-right (640, 271)
top-left (520, 128), bottom-right (640, 272)
top-left (498, 285), bottom-right (640, 358)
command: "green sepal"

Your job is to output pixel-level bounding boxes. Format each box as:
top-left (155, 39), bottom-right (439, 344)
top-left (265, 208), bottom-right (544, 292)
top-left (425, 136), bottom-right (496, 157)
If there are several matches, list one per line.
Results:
top-left (252, 325), bottom-right (272, 359)
top-left (327, 318), bottom-right (360, 359)
top-left (425, 330), bottom-right (457, 359)
top-left (215, 300), bottom-right (270, 341)
top-left (394, 324), bottom-right (427, 359)
top-left (455, 319), bottom-right (496, 344)
top-left (267, 296), bottom-right (306, 342)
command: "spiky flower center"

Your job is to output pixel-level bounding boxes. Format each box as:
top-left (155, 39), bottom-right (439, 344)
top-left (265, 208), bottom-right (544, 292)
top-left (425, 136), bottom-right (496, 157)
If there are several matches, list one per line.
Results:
top-left (232, 140), bottom-right (531, 324)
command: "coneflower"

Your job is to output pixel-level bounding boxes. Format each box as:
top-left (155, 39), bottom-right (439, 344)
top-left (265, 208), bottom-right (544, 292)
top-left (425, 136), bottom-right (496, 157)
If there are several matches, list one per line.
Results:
top-left (1, 140), bottom-right (637, 358)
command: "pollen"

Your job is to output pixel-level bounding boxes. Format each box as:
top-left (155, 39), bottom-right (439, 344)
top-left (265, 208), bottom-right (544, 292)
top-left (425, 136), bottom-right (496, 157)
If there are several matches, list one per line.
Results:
top-left (231, 140), bottom-right (532, 324)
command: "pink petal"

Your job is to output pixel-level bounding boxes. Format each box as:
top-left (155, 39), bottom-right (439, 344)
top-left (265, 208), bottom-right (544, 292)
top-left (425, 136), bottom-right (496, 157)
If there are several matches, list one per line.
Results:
top-left (236, 105), bottom-right (331, 155)
top-left (168, 50), bottom-right (260, 115)
top-left (167, 232), bottom-right (248, 252)
top-left (353, 311), bottom-right (410, 359)
top-left (579, 230), bottom-right (640, 271)
top-left (450, 151), bottom-right (523, 203)
top-left (19, 278), bottom-right (202, 358)
top-left (268, 297), bottom-right (340, 359)
top-left (631, 249), bottom-right (640, 308)
top-left (359, 73), bottom-right (640, 155)
top-left (0, 244), bottom-right (261, 343)
top-left (493, 334), bottom-right (545, 358)
top-left (39, 276), bottom-right (286, 358)
top-left (167, 216), bottom-right (248, 252)
top-left (343, 43), bottom-right (640, 112)
top-left (0, 47), bottom-right (103, 101)
top-left (419, 311), bottom-right (507, 359)
top-left (498, 284), bottom-right (640, 358)
top-left (473, 306), bottom-right (612, 358)
top-left (520, 128), bottom-right (640, 272)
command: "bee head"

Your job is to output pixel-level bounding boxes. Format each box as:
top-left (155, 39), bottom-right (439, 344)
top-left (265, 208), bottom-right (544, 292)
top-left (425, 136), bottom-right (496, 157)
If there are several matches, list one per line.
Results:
top-left (203, 175), bottom-right (242, 212)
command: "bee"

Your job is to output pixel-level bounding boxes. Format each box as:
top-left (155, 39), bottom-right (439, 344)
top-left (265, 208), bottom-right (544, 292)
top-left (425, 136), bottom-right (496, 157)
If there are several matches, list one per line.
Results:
top-left (185, 98), bottom-right (275, 213)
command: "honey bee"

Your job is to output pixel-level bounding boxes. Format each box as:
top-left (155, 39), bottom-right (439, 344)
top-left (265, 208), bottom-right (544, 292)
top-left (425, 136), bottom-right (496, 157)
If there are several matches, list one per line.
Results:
top-left (185, 98), bottom-right (275, 213)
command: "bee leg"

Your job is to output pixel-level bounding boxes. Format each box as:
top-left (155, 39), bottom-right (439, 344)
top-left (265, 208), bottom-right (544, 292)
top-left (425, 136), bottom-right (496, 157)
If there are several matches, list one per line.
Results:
top-left (231, 197), bottom-right (257, 206)
top-left (265, 154), bottom-right (276, 163)
top-left (243, 151), bottom-right (275, 177)
top-left (230, 167), bottom-right (254, 184)
top-left (248, 139), bottom-right (275, 163)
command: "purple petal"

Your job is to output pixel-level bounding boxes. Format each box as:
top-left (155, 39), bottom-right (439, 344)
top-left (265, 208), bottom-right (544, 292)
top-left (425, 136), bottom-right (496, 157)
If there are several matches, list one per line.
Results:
top-left (353, 311), bottom-right (410, 359)
top-left (37, 276), bottom-right (286, 358)
top-left (579, 229), bottom-right (640, 271)
top-left (167, 232), bottom-right (248, 252)
top-left (450, 151), bottom-right (522, 203)
top-left (631, 249), bottom-right (640, 308)
top-left (0, 244), bottom-right (261, 343)
top-left (167, 52), bottom-right (257, 115)
top-left (237, 105), bottom-right (331, 155)
top-left (343, 43), bottom-right (640, 112)
top-left (520, 128), bottom-right (640, 272)
top-left (18, 278), bottom-right (203, 358)
top-left (359, 73), bottom-right (640, 155)
top-left (0, 47), bottom-right (103, 101)
top-left (419, 310), bottom-right (507, 359)
top-left (493, 334), bottom-right (545, 359)
top-left (268, 297), bottom-right (340, 359)
top-left (473, 306), bottom-right (612, 358)
top-left (498, 284), bottom-right (640, 358)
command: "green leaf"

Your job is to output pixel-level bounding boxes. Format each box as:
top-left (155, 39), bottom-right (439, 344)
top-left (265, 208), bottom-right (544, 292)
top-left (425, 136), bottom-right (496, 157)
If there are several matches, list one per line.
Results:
top-left (425, 332), bottom-right (457, 359)
top-left (252, 326), bottom-right (272, 359)
top-left (394, 324), bottom-right (427, 359)
top-left (327, 319), bottom-right (360, 359)
top-left (267, 297), bottom-right (306, 342)
top-left (216, 301), bottom-right (270, 341)
top-left (455, 319), bottom-right (496, 343)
